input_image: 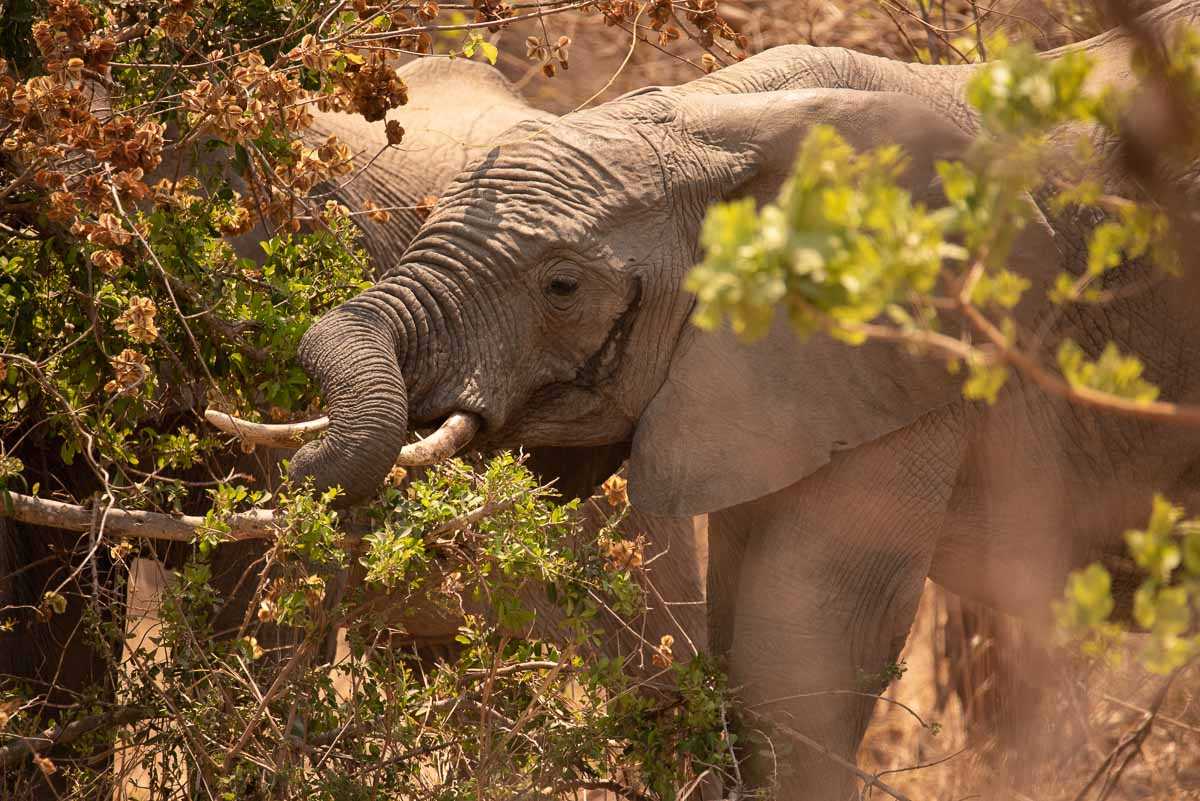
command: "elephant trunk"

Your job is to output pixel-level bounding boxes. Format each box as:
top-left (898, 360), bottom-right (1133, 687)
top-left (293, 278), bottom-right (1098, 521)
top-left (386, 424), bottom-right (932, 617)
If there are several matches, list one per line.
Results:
top-left (288, 301), bottom-right (408, 505)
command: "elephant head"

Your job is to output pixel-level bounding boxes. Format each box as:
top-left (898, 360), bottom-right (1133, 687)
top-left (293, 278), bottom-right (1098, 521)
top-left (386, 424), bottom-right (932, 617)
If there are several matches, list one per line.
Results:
top-left (280, 80), bottom-right (1055, 509)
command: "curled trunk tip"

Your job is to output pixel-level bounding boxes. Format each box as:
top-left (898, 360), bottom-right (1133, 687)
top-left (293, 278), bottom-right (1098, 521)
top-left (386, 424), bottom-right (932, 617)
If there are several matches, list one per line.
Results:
top-left (287, 307), bottom-right (409, 505)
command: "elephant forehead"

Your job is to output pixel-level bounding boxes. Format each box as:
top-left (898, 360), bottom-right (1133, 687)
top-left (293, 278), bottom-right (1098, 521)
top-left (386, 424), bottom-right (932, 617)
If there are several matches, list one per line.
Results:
top-left (435, 124), bottom-right (668, 223)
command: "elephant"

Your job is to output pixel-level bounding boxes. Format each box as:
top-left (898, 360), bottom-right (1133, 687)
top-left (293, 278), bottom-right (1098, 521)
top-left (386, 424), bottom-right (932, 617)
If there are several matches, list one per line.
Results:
top-left (203, 58), bottom-right (707, 663)
top-left (226, 1), bottom-right (1200, 796)
top-left (217, 56), bottom-right (554, 271)
top-left (0, 57), bottom-right (549, 682)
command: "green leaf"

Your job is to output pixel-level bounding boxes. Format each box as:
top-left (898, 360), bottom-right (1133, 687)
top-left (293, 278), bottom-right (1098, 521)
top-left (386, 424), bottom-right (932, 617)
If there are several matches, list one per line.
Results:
top-left (971, 269), bottom-right (1030, 310)
top-left (1133, 582), bottom-right (1158, 630)
top-left (1154, 586), bottom-right (1191, 636)
top-left (1182, 520), bottom-right (1200, 576)
top-left (462, 31), bottom-right (489, 60)
top-left (479, 40), bottom-right (498, 65)
top-left (962, 358), bottom-right (1009, 404)
top-left (688, 125), bottom-right (953, 344)
top-left (1125, 494), bottom-right (1184, 583)
top-left (0, 454), bottom-right (22, 481)
top-left (966, 43), bottom-right (1102, 133)
top-left (1059, 563), bottom-right (1115, 631)
top-left (1141, 632), bottom-right (1198, 674)
top-left (42, 590), bottom-right (67, 616)
top-left (1057, 340), bottom-right (1160, 403)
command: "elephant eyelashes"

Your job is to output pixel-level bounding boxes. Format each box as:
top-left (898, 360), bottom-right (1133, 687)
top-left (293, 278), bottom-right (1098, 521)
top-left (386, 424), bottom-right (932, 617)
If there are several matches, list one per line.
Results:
top-left (545, 274), bottom-right (581, 311)
top-left (547, 276), bottom-right (579, 297)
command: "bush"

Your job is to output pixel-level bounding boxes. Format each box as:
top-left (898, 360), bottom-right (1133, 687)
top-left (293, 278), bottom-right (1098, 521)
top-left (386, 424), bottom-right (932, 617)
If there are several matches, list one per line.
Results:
top-left (0, 0), bottom-right (742, 797)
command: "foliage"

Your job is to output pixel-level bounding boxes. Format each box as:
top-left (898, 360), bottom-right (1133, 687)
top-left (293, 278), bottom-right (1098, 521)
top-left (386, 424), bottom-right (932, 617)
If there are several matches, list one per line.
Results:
top-left (1057, 494), bottom-right (1200, 674)
top-left (688, 126), bottom-right (960, 344)
top-left (0, 455), bottom-right (727, 800)
top-left (1056, 340), bottom-right (1160, 403)
top-left (0, 0), bottom-right (746, 798)
top-left (686, 20), bottom-right (1200, 679)
top-left (3, 0), bottom-right (1197, 794)
top-left (687, 38), bottom-right (1154, 363)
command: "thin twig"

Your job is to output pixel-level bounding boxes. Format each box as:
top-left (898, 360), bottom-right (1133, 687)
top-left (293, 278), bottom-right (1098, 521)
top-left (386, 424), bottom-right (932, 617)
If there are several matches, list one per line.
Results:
top-left (1071, 663), bottom-right (1189, 801)
top-left (1101, 691), bottom-right (1200, 737)
top-left (0, 706), bottom-right (154, 769)
top-left (741, 708), bottom-right (917, 801)
top-left (750, 688), bottom-right (937, 732)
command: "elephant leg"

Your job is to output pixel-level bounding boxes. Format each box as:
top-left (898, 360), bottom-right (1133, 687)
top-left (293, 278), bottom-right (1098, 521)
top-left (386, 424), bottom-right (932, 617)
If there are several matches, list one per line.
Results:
top-left (716, 410), bottom-right (962, 800)
top-left (706, 510), bottom-right (749, 661)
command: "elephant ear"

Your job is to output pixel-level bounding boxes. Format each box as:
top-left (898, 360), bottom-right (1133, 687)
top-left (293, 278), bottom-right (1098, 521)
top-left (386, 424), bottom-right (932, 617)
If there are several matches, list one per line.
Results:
top-left (626, 88), bottom-right (1056, 517)
top-left (627, 318), bottom-right (962, 516)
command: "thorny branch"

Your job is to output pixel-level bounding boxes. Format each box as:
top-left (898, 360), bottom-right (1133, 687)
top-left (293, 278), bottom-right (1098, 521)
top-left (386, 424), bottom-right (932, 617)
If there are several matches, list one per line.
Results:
top-left (741, 709), bottom-right (916, 801)
top-left (1071, 663), bottom-right (1192, 801)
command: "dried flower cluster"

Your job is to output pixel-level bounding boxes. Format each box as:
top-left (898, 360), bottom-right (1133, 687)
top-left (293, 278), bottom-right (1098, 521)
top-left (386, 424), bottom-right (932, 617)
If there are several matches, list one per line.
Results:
top-left (606, 535), bottom-right (645, 571)
top-left (4, 1), bottom-right (156, 246)
top-left (114, 296), bottom-right (159, 343)
top-left (685, 0), bottom-right (747, 51)
top-left (104, 348), bottom-right (148, 394)
top-left (652, 634), bottom-right (674, 668)
top-left (527, 34), bottom-right (573, 77)
top-left (592, 0), bottom-right (746, 64)
top-left (0, 0), bottom-right (435, 263)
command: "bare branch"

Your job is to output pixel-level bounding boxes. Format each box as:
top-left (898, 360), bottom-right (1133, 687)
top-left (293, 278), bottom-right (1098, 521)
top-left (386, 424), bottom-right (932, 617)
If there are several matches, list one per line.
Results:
top-left (0, 489), bottom-right (522, 548)
top-left (742, 708), bottom-right (917, 801)
top-left (1, 490), bottom-right (277, 542)
top-left (0, 706), bottom-right (155, 770)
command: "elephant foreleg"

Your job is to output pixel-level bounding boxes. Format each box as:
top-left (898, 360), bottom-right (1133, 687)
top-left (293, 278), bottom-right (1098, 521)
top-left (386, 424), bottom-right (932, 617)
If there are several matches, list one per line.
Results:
top-left (713, 410), bottom-right (962, 800)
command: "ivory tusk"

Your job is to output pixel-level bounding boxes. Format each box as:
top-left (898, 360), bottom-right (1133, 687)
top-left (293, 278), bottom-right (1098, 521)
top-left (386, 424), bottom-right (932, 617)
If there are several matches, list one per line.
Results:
top-left (204, 409), bottom-right (330, 448)
top-left (395, 411), bottom-right (481, 466)
top-left (204, 408), bottom-right (480, 465)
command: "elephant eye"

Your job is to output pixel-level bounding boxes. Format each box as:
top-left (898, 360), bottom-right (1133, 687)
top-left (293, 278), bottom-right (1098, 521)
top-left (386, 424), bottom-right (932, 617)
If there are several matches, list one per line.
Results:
top-left (546, 275), bottom-right (579, 298)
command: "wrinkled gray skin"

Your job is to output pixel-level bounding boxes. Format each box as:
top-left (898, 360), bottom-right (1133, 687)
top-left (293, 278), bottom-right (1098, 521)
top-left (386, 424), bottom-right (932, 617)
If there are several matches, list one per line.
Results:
top-left (283, 2), bottom-right (1200, 797)
top-left (225, 57), bottom-right (554, 274)
top-left (213, 60), bottom-right (706, 662)
top-left (230, 58), bottom-right (637, 494)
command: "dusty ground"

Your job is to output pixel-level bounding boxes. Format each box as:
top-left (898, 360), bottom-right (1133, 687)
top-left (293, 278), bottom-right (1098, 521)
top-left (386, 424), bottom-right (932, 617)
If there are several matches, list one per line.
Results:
top-left (860, 584), bottom-right (1200, 801)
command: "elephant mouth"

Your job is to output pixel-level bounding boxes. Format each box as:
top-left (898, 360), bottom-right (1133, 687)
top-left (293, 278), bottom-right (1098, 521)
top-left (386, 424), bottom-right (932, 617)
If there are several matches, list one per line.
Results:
top-left (474, 279), bottom-right (645, 450)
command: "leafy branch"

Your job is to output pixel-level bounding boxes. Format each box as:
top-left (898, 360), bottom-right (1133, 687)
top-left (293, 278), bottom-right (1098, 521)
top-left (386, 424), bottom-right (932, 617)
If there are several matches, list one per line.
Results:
top-left (685, 16), bottom-right (1200, 684)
